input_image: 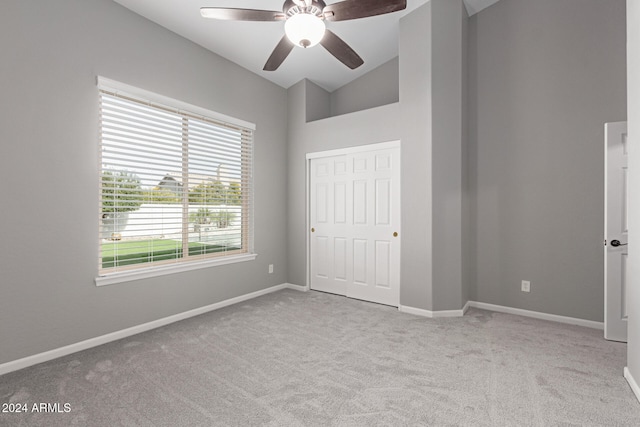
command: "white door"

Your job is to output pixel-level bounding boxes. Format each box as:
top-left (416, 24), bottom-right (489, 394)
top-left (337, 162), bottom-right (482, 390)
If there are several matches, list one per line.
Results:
top-left (310, 154), bottom-right (350, 297)
top-left (309, 145), bottom-right (400, 307)
top-left (605, 121), bottom-right (628, 342)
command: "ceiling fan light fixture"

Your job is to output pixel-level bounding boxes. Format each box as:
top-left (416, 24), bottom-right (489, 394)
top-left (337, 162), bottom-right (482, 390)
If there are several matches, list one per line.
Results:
top-left (285, 13), bottom-right (326, 48)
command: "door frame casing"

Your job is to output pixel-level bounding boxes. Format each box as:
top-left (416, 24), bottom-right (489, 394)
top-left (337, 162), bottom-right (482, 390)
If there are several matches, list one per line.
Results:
top-left (305, 140), bottom-right (401, 295)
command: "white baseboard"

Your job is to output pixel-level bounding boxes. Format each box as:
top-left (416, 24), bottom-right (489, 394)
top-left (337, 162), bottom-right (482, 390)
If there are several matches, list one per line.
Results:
top-left (283, 282), bottom-right (309, 292)
top-left (398, 305), bottom-right (466, 318)
top-left (462, 300), bottom-right (471, 314)
top-left (625, 367), bottom-right (640, 403)
top-left (398, 300), bottom-right (601, 330)
top-left (468, 301), bottom-right (604, 330)
top-left (0, 283), bottom-right (298, 377)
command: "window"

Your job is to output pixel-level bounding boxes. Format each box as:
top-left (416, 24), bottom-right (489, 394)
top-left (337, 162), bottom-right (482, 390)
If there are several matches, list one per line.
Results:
top-left (96, 78), bottom-right (255, 285)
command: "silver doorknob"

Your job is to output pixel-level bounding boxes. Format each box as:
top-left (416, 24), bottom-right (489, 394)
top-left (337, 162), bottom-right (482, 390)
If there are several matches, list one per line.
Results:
top-left (611, 239), bottom-right (628, 247)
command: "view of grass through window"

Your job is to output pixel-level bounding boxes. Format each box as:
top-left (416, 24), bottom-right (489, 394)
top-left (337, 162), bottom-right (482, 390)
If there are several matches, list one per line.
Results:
top-left (101, 240), bottom-right (233, 269)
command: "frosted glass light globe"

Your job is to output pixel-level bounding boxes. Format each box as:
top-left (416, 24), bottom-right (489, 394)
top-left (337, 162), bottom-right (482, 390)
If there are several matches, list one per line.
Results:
top-left (285, 13), bottom-right (326, 48)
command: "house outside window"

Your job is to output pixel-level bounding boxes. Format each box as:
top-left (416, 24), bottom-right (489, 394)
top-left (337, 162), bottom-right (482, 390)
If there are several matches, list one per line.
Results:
top-left (96, 78), bottom-right (255, 285)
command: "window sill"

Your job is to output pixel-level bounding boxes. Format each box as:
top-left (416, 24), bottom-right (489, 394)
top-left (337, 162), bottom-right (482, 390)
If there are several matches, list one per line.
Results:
top-left (94, 253), bottom-right (258, 287)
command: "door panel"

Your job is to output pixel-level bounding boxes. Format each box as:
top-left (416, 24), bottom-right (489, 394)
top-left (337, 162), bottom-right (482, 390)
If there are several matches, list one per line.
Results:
top-left (334, 182), bottom-right (347, 224)
top-left (313, 236), bottom-right (329, 278)
top-left (353, 239), bottom-right (368, 285)
top-left (335, 160), bottom-right (347, 175)
top-left (605, 122), bottom-right (628, 342)
top-left (334, 238), bottom-right (347, 281)
top-left (375, 241), bottom-right (391, 288)
top-left (376, 179), bottom-right (391, 225)
top-left (376, 152), bottom-right (391, 170)
top-left (309, 145), bottom-right (400, 307)
top-left (354, 156), bottom-right (368, 173)
top-left (317, 183), bottom-right (329, 223)
top-left (353, 180), bottom-right (367, 225)
top-left (310, 157), bottom-right (345, 295)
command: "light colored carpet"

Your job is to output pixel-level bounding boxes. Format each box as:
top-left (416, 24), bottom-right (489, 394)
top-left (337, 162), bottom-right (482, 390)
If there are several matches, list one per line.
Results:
top-left (1, 289), bottom-right (639, 426)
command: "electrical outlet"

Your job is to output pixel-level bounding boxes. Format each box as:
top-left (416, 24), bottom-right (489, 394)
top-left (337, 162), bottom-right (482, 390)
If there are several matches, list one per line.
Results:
top-left (268, 264), bottom-right (274, 274)
top-left (521, 280), bottom-right (531, 293)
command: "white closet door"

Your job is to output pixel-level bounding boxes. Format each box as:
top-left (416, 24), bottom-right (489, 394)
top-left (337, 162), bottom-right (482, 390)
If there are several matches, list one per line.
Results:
top-left (310, 154), bottom-right (349, 297)
top-left (309, 145), bottom-right (400, 307)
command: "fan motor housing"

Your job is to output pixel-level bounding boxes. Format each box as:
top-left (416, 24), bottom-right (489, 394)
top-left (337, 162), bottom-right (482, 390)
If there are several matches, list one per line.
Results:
top-left (283, 0), bottom-right (326, 18)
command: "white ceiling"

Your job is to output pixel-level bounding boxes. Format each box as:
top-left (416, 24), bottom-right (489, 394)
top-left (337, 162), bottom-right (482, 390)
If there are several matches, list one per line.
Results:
top-left (113, 0), bottom-right (501, 92)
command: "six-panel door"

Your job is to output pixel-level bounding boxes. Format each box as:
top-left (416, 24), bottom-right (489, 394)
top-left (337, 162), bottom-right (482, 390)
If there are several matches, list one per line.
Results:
top-left (310, 146), bottom-right (400, 307)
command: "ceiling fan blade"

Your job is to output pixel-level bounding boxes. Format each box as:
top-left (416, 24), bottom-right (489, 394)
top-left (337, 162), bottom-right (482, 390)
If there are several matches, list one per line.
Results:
top-left (263, 36), bottom-right (295, 71)
top-left (320, 30), bottom-right (364, 70)
top-left (323, 0), bottom-right (407, 22)
top-left (200, 8), bottom-right (285, 21)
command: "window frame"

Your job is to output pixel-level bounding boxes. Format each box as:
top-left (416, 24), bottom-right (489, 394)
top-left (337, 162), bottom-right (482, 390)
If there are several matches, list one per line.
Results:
top-left (95, 77), bottom-right (256, 286)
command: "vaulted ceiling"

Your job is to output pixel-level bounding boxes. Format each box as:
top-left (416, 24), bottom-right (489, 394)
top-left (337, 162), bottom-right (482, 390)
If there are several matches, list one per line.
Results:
top-left (113, 0), bottom-right (501, 91)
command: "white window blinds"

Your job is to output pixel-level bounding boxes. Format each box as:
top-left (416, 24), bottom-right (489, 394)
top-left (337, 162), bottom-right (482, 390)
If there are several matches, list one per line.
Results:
top-left (98, 80), bottom-right (254, 277)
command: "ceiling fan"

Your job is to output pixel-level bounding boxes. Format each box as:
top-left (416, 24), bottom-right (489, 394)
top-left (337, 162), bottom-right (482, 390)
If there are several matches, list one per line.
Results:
top-left (200, 0), bottom-right (407, 71)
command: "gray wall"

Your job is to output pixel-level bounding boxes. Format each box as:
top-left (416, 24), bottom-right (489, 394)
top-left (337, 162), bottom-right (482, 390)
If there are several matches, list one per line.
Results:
top-left (330, 57), bottom-right (399, 118)
top-left (288, 0), bottom-right (466, 312)
top-left (399, 2), bottom-right (434, 310)
top-left (304, 57), bottom-right (400, 122)
top-left (0, 0), bottom-right (288, 364)
top-left (430, 0), bottom-right (466, 310)
top-left (305, 79), bottom-right (331, 122)
top-left (627, 0), bottom-right (640, 384)
top-left (286, 80), bottom-right (401, 287)
top-left (468, 0), bottom-right (627, 321)
top-left (461, 2), bottom-right (472, 305)
top-left (399, 0), bottom-right (467, 311)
